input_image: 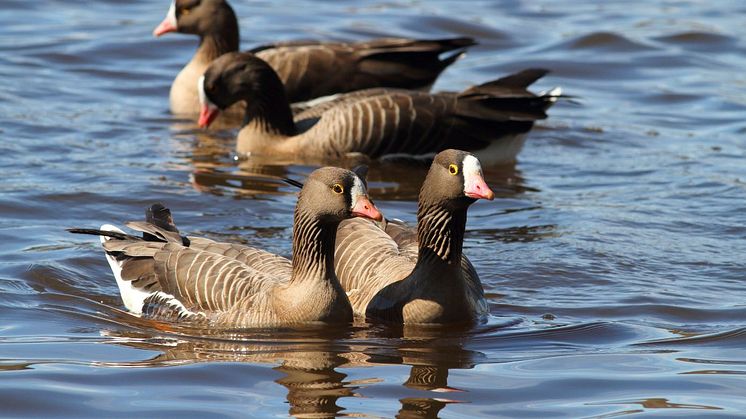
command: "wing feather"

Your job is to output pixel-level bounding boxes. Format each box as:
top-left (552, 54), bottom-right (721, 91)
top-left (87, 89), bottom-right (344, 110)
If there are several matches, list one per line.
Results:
top-left (334, 218), bottom-right (415, 315)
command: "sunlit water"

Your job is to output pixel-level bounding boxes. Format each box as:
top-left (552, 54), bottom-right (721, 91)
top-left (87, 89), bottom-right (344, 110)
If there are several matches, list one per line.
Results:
top-left (1, 0), bottom-right (745, 417)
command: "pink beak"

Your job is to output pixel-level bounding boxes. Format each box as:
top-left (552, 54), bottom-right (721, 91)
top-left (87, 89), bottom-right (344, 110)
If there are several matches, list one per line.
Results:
top-left (352, 196), bottom-right (383, 221)
top-left (464, 174), bottom-right (495, 200)
top-left (153, 17), bottom-right (177, 37)
top-left (198, 105), bottom-right (220, 128)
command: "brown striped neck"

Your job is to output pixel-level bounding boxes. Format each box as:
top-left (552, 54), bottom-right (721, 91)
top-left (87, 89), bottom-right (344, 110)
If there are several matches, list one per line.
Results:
top-left (290, 207), bottom-right (340, 284)
top-left (416, 201), bottom-right (469, 267)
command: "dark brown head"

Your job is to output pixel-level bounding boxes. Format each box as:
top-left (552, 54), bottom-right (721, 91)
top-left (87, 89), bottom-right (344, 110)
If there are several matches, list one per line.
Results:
top-left (153, 0), bottom-right (238, 39)
top-left (297, 167), bottom-right (383, 224)
top-left (420, 149), bottom-right (494, 209)
top-left (197, 52), bottom-right (291, 129)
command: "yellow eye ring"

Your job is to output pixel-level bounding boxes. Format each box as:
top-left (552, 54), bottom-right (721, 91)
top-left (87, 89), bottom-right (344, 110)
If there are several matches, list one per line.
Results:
top-left (449, 164), bottom-right (459, 175)
top-left (181, 7), bottom-right (192, 15)
top-left (332, 183), bottom-right (344, 194)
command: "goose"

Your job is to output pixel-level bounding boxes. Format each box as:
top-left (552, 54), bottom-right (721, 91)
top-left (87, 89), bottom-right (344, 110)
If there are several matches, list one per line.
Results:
top-left (198, 52), bottom-right (560, 165)
top-left (333, 149), bottom-right (493, 324)
top-left (153, 0), bottom-right (475, 117)
top-left (69, 167), bottom-right (382, 327)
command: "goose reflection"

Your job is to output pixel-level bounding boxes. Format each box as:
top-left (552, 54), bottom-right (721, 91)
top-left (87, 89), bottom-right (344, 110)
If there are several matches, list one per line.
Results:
top-left (357, 324), bottom-right (484, 419)
top-left (98, 321), bottom-right (484, 419)
top-left (101, 325), bottom-right (364, 418)
top-left (188, 156), bottom-right (528, 205)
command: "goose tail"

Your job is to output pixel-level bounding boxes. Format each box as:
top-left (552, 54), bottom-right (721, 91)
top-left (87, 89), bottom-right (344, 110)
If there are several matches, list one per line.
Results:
top-left (68, 203), bottom-right (189, 314)
top-left (99, 224), bottom-right (152, 314)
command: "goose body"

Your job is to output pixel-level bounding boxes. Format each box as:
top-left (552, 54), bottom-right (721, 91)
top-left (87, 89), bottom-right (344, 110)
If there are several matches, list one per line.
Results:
top-left (154, 0), bottom-right (474, 117)
top-left (333, 150), bottom-right (493, 324)
top-left (71, 168), bottom-right (382, 328)
top-left (199, 53), bottom-right (560, 164)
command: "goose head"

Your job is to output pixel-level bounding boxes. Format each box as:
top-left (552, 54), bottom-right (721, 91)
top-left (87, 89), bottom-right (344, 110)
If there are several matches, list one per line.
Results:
top-left (153, 0), bottom-right (238, 38)
top-left (421, 149), bottom-right (494, 209)
top-left (299, 167), bottom-right (383, 223)
top-left (197, 52), bottom-right (291, 130)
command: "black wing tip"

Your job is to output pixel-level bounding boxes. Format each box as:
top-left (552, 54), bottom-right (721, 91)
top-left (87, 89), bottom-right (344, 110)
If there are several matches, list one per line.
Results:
top-left (485, 68), bottom-right (551, 89)
top-left (433, 36), bottom-right (478, 48)
top-left (467, 69), bottom-right (552, 92)
top-left (67, 227), bottom-right (97, 235)
top-left (282, 178), bottom-right (305, 189)
top-left (67, 227), bottom-right (135, 241)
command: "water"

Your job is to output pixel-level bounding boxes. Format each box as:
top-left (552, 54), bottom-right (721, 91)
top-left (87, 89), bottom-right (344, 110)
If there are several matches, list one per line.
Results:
top-left (2, 0), bottom-right (746, 417)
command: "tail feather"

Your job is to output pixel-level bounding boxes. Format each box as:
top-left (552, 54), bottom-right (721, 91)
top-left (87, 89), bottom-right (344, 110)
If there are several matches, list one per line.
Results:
top-left (482, 68), bottom-right (550, 89)
top-left (68, 203), bottom-right (189, 315)
top-left (101, 240), bottom-right (164, 257)
top-left (455, 95), bottom-right (550, 122)
top-left (540, 87), bottom-right (564, 108)
top-left (124, 221), bottom-right (188, 246)
top-left (98, 224), bottom-right (152, 314)
top-left (438, 50), bottom-right (467, 70)
top-left (146, 203), bottom-right (176, 228)
top-left (455, 69), bottom-right (560, 122)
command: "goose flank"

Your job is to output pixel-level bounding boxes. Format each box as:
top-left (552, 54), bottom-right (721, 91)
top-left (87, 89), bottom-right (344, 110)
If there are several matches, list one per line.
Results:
top-left (69, 168), bottom-right (382, 328)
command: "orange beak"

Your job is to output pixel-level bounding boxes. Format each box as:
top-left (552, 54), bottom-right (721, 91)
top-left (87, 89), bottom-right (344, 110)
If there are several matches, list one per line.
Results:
top-left (464, 174), bottom-right (495, 200)
top-left (351, 196), bottom-right (383, 221)
top-left (198, 104), bottom-right (220, 128)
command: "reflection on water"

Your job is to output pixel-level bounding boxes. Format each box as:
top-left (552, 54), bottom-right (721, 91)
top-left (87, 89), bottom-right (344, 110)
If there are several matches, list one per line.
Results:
top-left (587, 397), bottom-right (723, 417)
top-left (94, 322), bottom-right (485, 418)
top-left (190, 153), bottom-right (534, 204)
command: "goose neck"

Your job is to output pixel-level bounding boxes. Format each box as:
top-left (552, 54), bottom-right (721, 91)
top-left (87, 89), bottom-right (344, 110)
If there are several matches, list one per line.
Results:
top-left (196, 31), bottom-right (239, 63)
top-left (290, 208), bottom-right (339, 284)
top-left (416, 202), bottom-right (468, 267)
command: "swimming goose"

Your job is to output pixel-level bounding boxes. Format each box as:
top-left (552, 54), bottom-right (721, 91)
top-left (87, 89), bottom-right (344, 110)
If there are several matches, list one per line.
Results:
top-left (154, 0), bottom-right (474, 116)
top-left (198, 52), bottom-right (560, 164)
top-left (69, 167), bottom-right (382, 327)
top-left (333, 149), bottom-right (493, 324)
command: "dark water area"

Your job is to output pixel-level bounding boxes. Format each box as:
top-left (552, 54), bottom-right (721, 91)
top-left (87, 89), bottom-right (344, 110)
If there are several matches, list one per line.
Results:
top-left (2, 0), bottom-right (746, 417)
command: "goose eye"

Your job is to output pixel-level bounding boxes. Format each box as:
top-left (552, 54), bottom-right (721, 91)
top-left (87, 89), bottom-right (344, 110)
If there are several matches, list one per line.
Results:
top-left (181, 8), bottom-right (191, 16)
top-left (449, 164), bottom-right (459, 175)
top-left (332, 183), bottom-right (344, 194)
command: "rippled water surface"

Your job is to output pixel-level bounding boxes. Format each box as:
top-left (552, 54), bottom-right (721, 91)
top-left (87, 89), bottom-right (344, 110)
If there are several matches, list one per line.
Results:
top-left (2, 0), bottom-right (746, 417)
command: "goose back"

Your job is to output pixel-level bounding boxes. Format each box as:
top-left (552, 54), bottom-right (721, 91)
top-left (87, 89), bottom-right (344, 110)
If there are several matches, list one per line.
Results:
top-left (252, 37), bottom-right (475, 103)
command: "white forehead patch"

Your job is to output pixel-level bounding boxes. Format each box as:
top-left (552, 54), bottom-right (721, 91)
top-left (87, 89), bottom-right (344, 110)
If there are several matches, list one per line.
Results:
top-left (197, 75), bottom-right (217, 110)
top-left (166, 1), bottom-right (177, 28)
top-left (350, 175), bottom-right (365, 210)
top-left (462, 154), bottom-right (482, 187)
